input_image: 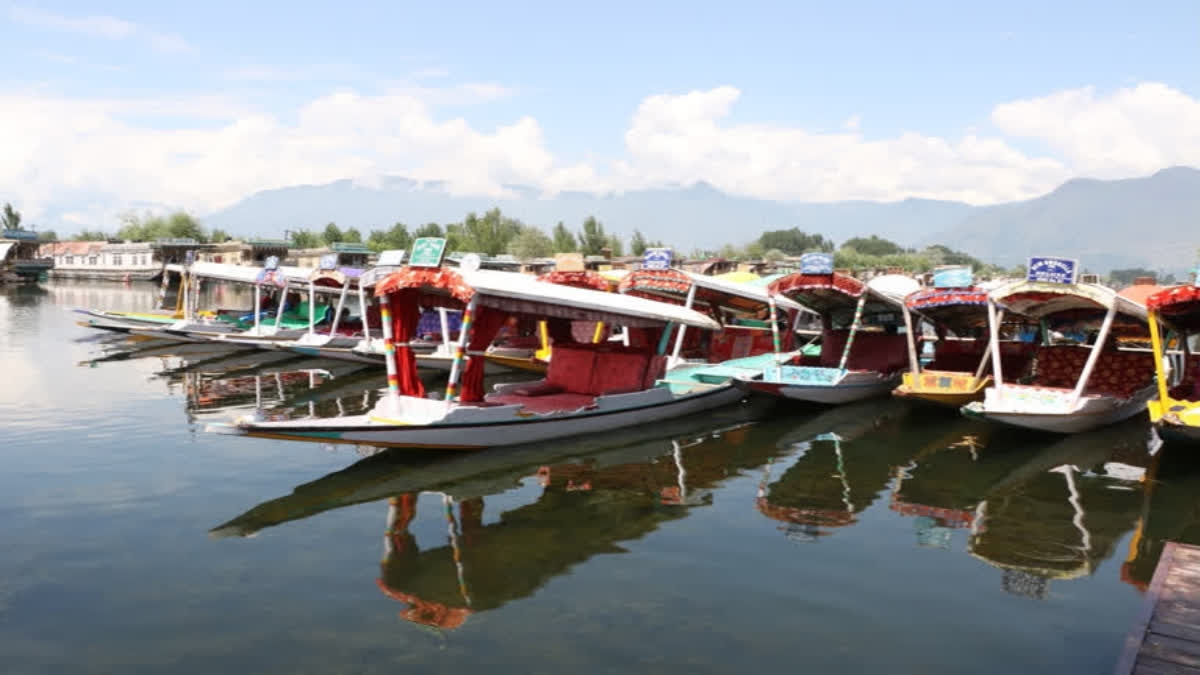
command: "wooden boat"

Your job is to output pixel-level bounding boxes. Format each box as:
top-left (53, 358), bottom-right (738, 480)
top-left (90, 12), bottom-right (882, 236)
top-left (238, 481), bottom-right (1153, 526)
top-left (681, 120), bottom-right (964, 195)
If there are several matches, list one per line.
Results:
top-left (894, 268), bottom-right (1035, 407)
top-left (208, 240), bottom-right (736, 449)
top-left (962, 256), bottom-right (1156, 434)
top-left (617, 263), bottom-right (809, 391)
top-left (1144, 283), bottom-right (1200, 442)
top-left (733, 253), bottom-right (919, 404)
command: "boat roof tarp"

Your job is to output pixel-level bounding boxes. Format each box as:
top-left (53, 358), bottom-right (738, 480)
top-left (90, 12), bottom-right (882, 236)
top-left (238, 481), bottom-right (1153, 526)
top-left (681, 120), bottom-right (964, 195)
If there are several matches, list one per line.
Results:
top-left (1147, 285), bottom-right (1200, 331)
top-left (769, 272), bottom-right (916, 316)
top-left (988, 279), bottom-right (1147, 321)
top-left (376, 267), bottom-right (721, 330)
top-left (619, 268), bottom-right (806, 314)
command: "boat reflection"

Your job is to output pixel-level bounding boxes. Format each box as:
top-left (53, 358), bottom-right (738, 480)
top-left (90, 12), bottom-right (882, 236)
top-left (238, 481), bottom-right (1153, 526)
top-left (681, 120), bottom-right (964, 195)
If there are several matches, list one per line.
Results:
top-left (1120, 452), bottom-right (1200, 591)
top-left (892, 420), bottom-right (1152, 597)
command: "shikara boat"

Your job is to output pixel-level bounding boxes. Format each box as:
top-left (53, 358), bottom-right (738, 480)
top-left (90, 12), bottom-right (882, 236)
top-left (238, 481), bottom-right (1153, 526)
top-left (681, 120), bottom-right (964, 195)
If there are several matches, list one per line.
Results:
top-left (617, 264), bottom-right (809, 391)
top-left (733, 253), bottom-right (919, 404)
top-left (1145, 283), bottom-right (1200, 442)
top-left (894, 267), bottom-right (1036, 407)
top-left (962, 257), bottom-right (1156, 433)
top-left (210, 243), bottom-right (737, 449)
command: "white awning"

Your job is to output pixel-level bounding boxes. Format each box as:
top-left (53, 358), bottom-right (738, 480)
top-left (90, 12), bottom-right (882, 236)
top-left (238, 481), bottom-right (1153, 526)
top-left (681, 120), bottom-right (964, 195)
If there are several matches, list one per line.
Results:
top-left (0, 242), bottom-right (13, 262)
top-left (989, 279), bottom-right (1148, 320)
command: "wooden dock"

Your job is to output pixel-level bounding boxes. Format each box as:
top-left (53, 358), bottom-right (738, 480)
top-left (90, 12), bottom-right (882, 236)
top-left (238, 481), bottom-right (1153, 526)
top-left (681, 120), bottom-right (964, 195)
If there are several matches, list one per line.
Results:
top-left (1117, 542), bottom-right (1200, 674)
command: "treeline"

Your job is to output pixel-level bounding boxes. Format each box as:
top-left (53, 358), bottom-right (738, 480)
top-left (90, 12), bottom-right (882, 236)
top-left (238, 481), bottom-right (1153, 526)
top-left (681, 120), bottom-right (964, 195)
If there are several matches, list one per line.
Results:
top-left (7, 198), bottom-right (1170, 281)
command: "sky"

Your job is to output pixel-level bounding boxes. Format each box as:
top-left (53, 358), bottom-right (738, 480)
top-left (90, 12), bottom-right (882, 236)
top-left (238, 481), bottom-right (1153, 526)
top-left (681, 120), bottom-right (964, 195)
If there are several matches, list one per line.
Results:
top-left (2, 0), bottom-right (1199, 230)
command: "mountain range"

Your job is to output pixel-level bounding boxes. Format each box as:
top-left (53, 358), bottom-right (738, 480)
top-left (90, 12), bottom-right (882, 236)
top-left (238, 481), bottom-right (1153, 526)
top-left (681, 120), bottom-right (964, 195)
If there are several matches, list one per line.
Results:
top-left (203, 166), bottom-right (1200, 274)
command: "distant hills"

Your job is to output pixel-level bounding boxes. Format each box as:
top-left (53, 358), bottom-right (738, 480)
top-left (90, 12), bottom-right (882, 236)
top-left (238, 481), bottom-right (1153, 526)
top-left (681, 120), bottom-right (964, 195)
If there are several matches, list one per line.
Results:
top-left (203, 166), bottom-right (1200, 274)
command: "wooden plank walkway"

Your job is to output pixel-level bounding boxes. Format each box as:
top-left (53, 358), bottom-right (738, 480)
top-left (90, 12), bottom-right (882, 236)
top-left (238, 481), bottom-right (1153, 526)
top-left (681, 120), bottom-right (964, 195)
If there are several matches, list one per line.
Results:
top-left (1117, 542), bottom-right (1200, 674)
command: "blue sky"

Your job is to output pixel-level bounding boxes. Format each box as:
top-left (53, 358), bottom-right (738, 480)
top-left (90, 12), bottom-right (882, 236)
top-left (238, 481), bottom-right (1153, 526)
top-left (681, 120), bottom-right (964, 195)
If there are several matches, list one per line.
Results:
top-left (3, 1), bottom-right (1199, 225)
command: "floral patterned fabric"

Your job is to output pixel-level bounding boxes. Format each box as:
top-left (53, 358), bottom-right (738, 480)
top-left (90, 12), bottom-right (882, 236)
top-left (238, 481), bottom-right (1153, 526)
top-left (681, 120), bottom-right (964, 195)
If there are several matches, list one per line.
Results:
top-left (538, 270), bottom-right (610, 291)
top-left (374, 267), bottom-right (474, 304)
top-left (1030, 345), bottom-right (1153, 398)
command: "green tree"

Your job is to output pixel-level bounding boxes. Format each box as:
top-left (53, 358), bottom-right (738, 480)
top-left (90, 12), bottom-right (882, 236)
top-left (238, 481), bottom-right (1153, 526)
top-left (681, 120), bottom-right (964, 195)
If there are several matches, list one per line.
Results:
top-left (1109, 267), bottom-right (1159, 285)
top-left (74, 229), bottom-right (108, 241)
top-left (578, 216), bottom-right (607, 255)
top-left (291, 229), bottom-right (322, 249)
top-left (552, 221), bottom-right (577, 253)
top-left (457, 208), bottom-right (523, 256)
top-left (841, 235), bottom-right (905, 256)
top-left (208, 228), bottom-right (231, 243)
top-left (605, 233), bottom-right (624, 257)
top-left (630, 229), bottom-right (648, 256)
top-left (115, 210), bottom-right (204, 242)
top-left (758, 227), bottom-right (833, 255)
top-left (744, 241), bottom-right (765, 259)
top-left (763, 248), bottom-right (786, 262)
top-left (2, 203), bottom-right (21, 230)
top-left (718, 243), bottom-right (741, 260)
top-left (322, 222), bottom-right (343, 245)
top-left (36, 230), bottom-right (57, 242)
top-left (342, 227), bottom-right (363, 244)
top-left (368, 222), bottom-right (413, 253)
top-left (415, 223), bottom-right (444, 239)
top-left (508, 226), bottom-right (555, 259)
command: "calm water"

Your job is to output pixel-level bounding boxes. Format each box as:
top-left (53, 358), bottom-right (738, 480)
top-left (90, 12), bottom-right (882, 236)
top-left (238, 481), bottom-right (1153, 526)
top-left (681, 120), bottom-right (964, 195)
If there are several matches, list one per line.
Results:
top-left (4, 281), bottom-right (1200, 673)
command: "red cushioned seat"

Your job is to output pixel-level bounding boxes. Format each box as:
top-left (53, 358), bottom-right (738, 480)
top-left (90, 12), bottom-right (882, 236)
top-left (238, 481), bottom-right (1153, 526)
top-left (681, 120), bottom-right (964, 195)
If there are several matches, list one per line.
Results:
top-left (589, 350), bottom-right (650, 394)
top-left (844, 333), bottom-right (909, 373)
top-left (643, 354), bottom-right (667, 388)
top-left (546, 346), bottom-right (596, 394)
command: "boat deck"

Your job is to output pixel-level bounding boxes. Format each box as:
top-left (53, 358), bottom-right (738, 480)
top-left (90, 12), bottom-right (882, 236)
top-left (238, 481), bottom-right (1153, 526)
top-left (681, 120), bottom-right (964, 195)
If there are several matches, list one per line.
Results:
top-left (1117, 542), bottom-right (1200, 674)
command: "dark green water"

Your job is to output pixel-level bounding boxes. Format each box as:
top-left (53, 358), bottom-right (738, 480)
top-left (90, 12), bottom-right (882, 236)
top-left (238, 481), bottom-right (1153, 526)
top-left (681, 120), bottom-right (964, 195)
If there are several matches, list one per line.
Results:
top-left (4, 281), bottom-right (1200, 673)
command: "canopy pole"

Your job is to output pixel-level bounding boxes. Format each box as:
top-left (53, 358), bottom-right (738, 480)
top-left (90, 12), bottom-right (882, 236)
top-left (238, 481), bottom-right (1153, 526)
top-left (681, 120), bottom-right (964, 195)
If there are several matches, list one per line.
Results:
top-left (837, 294), bottom-right (868, 372)
top-left (1068, 304), bottom-right (1117, 409)
top-left (987, 300), bottom-right (1004, 390)
top-left (970, 309), bottom-right (1002, 389)
top-left (307, 280), bottom-right (316, 336)
top-left (438, 307), bottom-right (452, 350)
top-left (902, 305), bottom-right (920, 380)
top-left (329, 280), bottom-right (349, 336)
top-left (181, 268), bottom-right (190, 322)
top-left (669, 284), bottom-right (698, 368)
top-left (379, 293), bottom-right (400, 400)
top-left (273, 286), bottom-right (288, 332)
top-left (657, 323), bottom-right (674, 355)
top-left (358, 285), bottom-right (371, 342)
top-left (445, 296), bottom-right (478, 402)
top-left (768, 296), bottom-right (782, 378)
top-left (253, 281), bottom-right (262, 334)
top-left (1148, 309), bottom-right (1170, 410)
top-left (592, 321), bottom-right (605, 344)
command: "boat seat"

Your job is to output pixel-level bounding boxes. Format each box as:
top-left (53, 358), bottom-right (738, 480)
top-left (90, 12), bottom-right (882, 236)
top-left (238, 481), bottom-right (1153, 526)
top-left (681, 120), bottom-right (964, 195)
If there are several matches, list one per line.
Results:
top-left (1169, 355), bottom-right (1200, 401)
top-left (485, 392), bottom-right (597, 414)
top-left (1032, 345), bottom-right (1153, 398)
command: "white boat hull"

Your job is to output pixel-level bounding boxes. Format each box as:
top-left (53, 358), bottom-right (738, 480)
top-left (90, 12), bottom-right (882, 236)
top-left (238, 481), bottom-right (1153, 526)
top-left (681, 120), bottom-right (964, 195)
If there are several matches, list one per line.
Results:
top-left (734, 369), bottom-right (900, 405)
top-left (215, 385), bottom-right (745, 449)
top-left (963, 385), bottom-right (1155, 434)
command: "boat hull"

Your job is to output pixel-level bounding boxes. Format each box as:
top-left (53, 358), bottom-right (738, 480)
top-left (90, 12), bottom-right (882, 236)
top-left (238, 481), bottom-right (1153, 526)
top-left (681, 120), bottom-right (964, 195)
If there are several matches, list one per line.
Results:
top-left (893, 372), bottom-right (990, 408)
top-left (963, 386), bottom-right (1155, 434)
top-left (219, 385), bottom-right (746, 449)
top-left (734, 370), bottom-right (900, 405)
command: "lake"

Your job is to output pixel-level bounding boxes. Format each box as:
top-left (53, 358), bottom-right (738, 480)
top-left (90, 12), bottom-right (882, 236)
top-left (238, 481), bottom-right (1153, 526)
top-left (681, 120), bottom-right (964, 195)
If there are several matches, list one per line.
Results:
top-left (3, 280), bottom-right (1197, 674)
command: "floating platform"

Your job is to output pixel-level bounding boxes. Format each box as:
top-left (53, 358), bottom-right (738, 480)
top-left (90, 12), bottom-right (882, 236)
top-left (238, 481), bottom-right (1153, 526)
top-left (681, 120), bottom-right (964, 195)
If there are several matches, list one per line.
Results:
top-left (1117, 542), bottom-right (1200, 673)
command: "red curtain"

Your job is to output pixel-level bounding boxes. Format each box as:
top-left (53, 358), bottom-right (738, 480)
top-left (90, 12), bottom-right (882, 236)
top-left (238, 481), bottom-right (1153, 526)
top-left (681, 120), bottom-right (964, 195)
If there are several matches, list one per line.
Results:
top-left (388, 289), bottom-right (426, 397)
top-left (546, 317), bottom-right (575, 344)
top-left (459, 306), bottom-right (511, 402)
top-left (781, 310), bottom-right (797, 352)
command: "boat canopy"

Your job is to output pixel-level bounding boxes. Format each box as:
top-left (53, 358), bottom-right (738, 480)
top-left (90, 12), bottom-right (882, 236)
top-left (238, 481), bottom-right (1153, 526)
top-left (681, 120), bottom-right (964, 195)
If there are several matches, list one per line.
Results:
top-left (536, 269), bottom-right (610, 291)
top-left (308, 266), bottom-right (362, 288)
top-left (905, 283), bottom-right (1005, 335)
top-left (1146, 285), bottom-right (1200, 331)
top-left (376, 267), bottom-right (721, 330)
top-left (166, 262), bottom-right (312, 287)
top-left (768, 271), bottom-right (913, 316)
top-left (988, 280), bottom-right (1148, 321)
top-left (619, 267), bottom-right (805, 315)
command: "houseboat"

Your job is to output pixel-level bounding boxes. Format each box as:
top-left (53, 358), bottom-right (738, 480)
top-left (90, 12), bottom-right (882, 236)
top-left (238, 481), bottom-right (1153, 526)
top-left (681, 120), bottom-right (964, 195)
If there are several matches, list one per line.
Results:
top-left (733, 252), bottom-right (919, 404)
top-left (962, 257), bottom-right (1156, 433)
top-left (1, 229), bottom-right (53, 282)
top-left (41, 240), bottom-right (159, 281)
top-left (893, 267), bottom-right (1035, 407)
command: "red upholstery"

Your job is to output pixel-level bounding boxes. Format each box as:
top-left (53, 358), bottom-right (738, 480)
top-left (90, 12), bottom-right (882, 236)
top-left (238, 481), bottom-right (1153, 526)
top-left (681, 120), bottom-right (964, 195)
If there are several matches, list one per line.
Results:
top-left (928, 340), bottom-right (986, 372)
top-left (509, 382), bottom-right (564, 397)
top-left (1032, 345), bottom-right (1153, 398)
top-left (486, 392), bottom-right (597, 414)
top-left (1169, 355), bottom-right (1200, 401)
top-left (818, 330), bottom-right (850, 367)
top-left (844, 333), bottom-right (908, 373)
top-left (589, 350), bottom-right (651, 394)
top-left (709, 326), bottom-right (776, 362)
top-left (643, 354), bottom-right (668, 388)
top-left (545, 346), bottom-right (596, 393)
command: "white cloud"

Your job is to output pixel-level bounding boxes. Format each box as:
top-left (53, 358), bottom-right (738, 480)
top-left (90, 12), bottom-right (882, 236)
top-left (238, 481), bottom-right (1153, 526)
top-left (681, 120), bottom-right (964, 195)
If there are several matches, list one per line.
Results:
top-left (2, 81), bottom-right (1198, 231)
top-left (10, 5), bottom-right (189, 53)
top-left (991, 82), bottom-right (1200, 178)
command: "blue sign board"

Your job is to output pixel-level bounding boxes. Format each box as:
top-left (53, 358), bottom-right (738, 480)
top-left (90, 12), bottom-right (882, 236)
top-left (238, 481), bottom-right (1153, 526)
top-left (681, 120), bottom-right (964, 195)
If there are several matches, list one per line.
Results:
top-left (799, 252), bottom-right (834, 275)
top-left (642, 248), bottom-right (673, 270)
top-left (1027, 256), bottom-right (1079, 285)
top-left (264, 255), bottom-right (280, 270)
top-left (932, 265), bottom-right (973, 288)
